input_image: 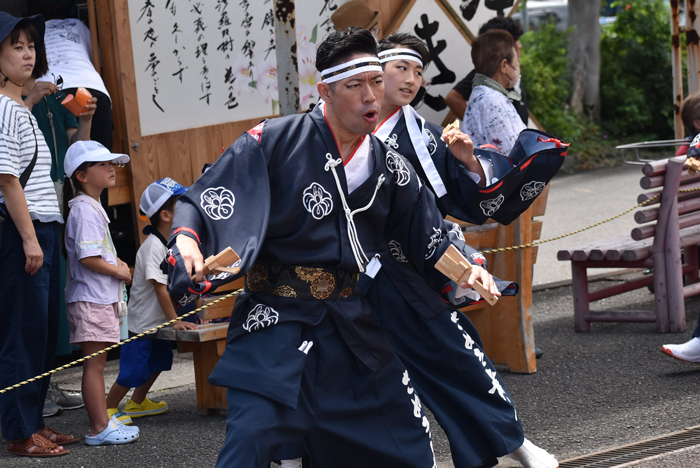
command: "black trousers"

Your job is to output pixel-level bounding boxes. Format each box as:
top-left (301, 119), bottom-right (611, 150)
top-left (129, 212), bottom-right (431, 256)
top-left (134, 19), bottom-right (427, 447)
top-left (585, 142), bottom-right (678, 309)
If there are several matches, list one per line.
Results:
top-left (0, 220), bottom-right (60, 441)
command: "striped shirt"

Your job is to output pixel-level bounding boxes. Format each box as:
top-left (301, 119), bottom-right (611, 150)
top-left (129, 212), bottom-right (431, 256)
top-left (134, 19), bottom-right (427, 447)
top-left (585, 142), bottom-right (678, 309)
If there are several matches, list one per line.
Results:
top-left (0, 95), bottom-right (62, 223)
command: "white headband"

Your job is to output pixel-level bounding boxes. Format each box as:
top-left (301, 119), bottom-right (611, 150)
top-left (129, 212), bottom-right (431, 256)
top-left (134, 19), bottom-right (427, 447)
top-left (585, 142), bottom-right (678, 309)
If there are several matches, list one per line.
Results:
top-left (378, 48), bottom-right (424, 67)
top-left (320, 56), bottom-right (383, 84)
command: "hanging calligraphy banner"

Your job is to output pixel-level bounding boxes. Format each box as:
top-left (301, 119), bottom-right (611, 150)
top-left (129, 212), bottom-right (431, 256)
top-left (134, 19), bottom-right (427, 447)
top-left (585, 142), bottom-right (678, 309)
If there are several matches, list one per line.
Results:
top-left (129, 0), bottom-right (280, 135)
top-left (129, 0), bottom-right (351, 136)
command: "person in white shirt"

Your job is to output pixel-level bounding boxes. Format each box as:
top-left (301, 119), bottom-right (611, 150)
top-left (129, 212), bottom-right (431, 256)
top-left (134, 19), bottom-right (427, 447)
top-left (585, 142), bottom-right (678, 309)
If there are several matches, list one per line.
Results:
top-left (37, 18), bottom-right (113, 150)
top-left (461, 29), bottom-right (527, 156)
top-left (105, 178), bottom-right (196, 424)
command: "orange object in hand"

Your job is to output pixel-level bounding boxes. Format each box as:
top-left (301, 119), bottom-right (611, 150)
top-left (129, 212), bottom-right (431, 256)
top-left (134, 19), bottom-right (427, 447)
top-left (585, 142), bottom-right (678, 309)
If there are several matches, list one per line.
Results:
top-left (61, 87), bottom-right (93, 116)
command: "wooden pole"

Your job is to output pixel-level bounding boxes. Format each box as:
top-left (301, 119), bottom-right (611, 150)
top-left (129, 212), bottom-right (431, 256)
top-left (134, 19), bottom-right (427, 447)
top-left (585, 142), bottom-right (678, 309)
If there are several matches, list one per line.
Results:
top-left (274, 0), bottom-right (300, 116)
top-left (686, 2), bottom-right (700, 95)
top-left (663, 158), bottom-right (686, 332)
top-left (671, 0), bottom-right (684, 139)
top-left (87, 0), bottom-right (101, 75)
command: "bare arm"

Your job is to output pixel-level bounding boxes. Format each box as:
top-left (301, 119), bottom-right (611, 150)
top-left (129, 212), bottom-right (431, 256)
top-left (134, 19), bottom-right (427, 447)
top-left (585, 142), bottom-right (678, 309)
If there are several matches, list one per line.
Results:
top-left (440, 129), bottom-right (486, 186)
top-left (23, 82), bottom-right (59, 111)
top-left (0, 174), bottom-right (43, 274)
top-left (70, 97), bottom-right (97, 145)
top-left (445, 89), bottom-right (467, 120)
top-left (151, 280), bottom-right (196, 330)
top-left (80, 256), bottom-right (132, 281)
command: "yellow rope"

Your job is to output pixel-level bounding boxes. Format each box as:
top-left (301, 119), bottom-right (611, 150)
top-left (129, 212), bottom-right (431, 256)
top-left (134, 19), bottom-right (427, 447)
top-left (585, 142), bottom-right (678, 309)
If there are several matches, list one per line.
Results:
top-left (479, 185), bottom-right (700, 255)
top-left (5, 184), bottom-right (700, 394)
top-left (0, 289), bottom-right (242, 395)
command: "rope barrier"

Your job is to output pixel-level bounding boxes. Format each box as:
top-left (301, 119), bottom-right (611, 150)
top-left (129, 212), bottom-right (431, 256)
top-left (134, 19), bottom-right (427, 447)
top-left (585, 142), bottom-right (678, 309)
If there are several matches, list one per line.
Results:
top-left (479, 185), bottom-right (700, 255)
top-left (5, 184), bottom-right (700, 395)
top-left (0, 289), bottom-right (242, 395)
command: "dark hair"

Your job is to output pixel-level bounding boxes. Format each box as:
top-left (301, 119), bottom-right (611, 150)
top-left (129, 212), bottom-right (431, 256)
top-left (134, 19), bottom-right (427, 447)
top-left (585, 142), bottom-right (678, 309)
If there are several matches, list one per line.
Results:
top-left (378, 33), bottom-right (431, 69)
top-left (141, 196), bottom-right (178, 230)
top-left (471, 30), bottom-right (514, 77)
top-left (61, 161), bottom-right (98, 256)
top-left (8, 21), bottom-right (49, 78)
top-left (478, 16), bottom-right (524, 41)
top-left (315, 27), bottom-right (378, 74)
top-left (681, 91), bottom-right (700, 132)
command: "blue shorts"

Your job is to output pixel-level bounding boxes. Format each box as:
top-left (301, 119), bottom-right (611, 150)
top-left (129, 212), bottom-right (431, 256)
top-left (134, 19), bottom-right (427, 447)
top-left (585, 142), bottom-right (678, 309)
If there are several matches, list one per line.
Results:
top-left (115, 337), bottom-right (173, 388)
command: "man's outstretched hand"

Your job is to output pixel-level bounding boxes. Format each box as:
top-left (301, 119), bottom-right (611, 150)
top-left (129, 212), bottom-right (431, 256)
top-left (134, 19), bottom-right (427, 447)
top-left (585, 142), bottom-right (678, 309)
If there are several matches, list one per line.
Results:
top-left (176, 235), bottom-right (204, 283)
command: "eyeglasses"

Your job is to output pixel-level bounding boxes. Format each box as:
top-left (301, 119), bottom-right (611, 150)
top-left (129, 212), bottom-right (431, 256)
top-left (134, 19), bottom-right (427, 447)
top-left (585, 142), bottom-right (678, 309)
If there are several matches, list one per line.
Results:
top-left (52, 74), bottom-right (66, 101)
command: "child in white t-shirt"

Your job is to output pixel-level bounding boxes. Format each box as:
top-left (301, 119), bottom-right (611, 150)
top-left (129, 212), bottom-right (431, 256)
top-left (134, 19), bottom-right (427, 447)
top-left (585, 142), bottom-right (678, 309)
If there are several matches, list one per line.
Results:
top-left (106, 178), bottom-right (196, 423)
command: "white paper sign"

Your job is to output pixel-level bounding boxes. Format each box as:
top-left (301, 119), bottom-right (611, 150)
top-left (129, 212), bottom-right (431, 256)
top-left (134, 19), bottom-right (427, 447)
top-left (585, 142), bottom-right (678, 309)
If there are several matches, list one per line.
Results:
top-left (128, 0), bottom-right (354, 136)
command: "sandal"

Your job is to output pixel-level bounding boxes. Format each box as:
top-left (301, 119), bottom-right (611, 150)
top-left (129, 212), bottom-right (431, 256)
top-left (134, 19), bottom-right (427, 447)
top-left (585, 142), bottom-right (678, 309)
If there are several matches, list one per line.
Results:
top-left (38, 427), bottom-right (81, 445)
top-left (6, 433), bottom-right (70, 457)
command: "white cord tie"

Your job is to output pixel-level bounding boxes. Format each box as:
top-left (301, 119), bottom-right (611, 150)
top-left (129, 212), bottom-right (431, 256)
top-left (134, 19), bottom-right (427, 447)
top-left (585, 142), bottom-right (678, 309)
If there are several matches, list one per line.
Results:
top-left (324, 153), bottom-right (384, 272)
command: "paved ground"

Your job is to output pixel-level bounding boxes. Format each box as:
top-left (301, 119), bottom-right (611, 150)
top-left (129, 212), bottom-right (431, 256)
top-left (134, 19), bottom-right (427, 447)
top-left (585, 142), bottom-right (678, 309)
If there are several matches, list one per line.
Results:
top-left (2, 278), bottom-right (698, 467)
top-left (3, 163), bottom-right (700, 467)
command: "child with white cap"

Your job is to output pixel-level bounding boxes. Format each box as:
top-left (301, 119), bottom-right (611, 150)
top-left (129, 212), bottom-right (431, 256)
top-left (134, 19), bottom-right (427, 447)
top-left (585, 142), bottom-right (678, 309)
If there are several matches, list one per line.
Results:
top-left (105, 178), bottom-right (196, 424)
top-left (63, 140), bottom-right (139, 445)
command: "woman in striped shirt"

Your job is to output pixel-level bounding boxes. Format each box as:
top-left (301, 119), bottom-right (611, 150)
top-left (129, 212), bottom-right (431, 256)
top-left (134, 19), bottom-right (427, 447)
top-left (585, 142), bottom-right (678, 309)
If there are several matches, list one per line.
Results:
top-left (0, 12), bottom-right (78, 457)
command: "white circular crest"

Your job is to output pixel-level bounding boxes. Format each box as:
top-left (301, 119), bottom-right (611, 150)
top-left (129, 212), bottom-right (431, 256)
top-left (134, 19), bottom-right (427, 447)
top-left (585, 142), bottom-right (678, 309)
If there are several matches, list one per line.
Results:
top-left (200, 187), bottom-right (235, 220)
top-left (243, 304), bottom-right (279, 332)
top-left (520, 181), bottom-right (546, 202)
top-left (302, 183), bottom-right (334, 220)
top-left (480, 194), bottom-right (505, 217)
top-left (386, 150), bottom-right (411, 186)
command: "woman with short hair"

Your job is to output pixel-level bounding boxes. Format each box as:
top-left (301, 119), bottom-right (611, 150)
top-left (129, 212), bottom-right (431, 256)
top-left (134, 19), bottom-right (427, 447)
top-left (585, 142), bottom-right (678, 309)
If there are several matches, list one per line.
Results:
top-left (0, 12), bottom-right (77, 457)
top-left (462, 29), bottom-right (527, 155)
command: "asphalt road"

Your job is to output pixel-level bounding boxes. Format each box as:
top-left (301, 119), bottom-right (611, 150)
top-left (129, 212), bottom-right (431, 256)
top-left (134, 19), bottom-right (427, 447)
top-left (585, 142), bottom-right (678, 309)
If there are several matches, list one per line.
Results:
top-left (2, 278), bottom-right (699, 468)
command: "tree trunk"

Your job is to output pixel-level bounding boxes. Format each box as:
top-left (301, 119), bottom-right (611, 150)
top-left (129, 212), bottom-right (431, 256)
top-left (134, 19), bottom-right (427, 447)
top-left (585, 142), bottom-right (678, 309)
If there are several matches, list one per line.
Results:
top-left (568, 0), bottom-right (601, 120)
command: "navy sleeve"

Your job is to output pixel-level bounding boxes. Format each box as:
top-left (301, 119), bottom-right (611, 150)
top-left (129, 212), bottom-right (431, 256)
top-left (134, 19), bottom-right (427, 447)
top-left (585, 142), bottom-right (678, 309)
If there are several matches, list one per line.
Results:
top-left (383, 152), bottom-right (516, 303)
top-left (166, 131), bottom-right (271, 304)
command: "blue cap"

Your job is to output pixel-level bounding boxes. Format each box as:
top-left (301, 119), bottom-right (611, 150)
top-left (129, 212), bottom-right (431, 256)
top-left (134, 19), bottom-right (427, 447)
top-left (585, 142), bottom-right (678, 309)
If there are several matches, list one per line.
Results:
top-left (140, 177), bottom-right (188, 218)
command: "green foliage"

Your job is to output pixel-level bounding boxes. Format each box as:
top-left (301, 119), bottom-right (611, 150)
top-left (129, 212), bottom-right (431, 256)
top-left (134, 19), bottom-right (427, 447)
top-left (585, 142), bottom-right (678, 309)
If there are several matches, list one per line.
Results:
top-left (520, 22), bottom-right (587, 142)
top-left (519, 0), bottom-right (674, 170)
top-left (599, 0), bottom-right (673, 138)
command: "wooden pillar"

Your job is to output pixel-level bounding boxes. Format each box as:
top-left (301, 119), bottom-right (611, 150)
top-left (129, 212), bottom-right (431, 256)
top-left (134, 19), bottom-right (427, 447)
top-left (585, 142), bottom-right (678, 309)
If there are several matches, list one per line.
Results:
top-left (663, 158), bottom-right (686, 333)
top-left (671, 0), bottom-right (684, 140)
top-left (476, 208), bottom-right (537, 374)
top-left (274, 0), bottom-right (300, 116)
top-left (686, 1), bottom-right (700, 95)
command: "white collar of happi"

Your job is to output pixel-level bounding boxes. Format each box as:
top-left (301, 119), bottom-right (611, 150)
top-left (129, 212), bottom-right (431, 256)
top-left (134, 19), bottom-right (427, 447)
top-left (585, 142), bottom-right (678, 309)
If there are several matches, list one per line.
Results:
top-left (373, 107), bottom-right (404, 145)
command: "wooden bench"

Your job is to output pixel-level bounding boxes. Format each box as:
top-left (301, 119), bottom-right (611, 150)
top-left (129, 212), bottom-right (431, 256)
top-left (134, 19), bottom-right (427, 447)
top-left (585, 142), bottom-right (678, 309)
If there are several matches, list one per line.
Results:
top-left (155, 278), bottom-right (242, 414)
top-left (450, 184), bottom-right (550, 374)
top-left (557, 156), bottom-right (700, 333)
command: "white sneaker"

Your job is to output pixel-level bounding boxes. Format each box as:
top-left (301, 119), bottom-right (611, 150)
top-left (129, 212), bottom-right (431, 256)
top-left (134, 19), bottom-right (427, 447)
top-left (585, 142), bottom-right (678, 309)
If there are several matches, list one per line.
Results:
top-left (661, 337), bottom-right (700, 363)
top-left (508, 439), bottom-right (559, 468)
